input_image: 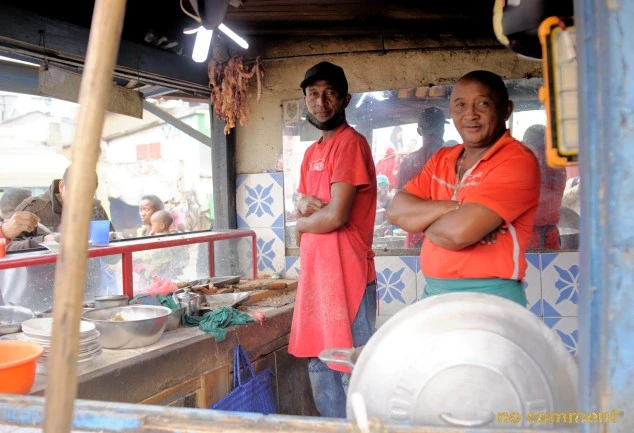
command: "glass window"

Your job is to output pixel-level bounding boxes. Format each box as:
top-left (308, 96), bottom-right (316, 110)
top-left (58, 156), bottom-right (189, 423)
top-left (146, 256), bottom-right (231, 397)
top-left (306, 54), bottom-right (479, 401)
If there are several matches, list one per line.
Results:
top-left (0, 91), bottom-right (214, 240)
top-left (282, 78), bottom-right (578, 253)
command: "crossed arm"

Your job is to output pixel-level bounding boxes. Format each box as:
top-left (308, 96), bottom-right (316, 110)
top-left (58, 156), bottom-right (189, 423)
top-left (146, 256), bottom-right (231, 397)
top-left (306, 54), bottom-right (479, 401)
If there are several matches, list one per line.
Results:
top-left (295, 182), bottom-right (356, 246)
top-left (387, 190), bottom-right (504, 250)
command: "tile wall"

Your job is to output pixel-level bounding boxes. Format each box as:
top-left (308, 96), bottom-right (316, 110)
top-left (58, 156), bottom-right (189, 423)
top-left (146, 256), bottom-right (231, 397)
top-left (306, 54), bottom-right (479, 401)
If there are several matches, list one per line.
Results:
top-left (236, 172), bottom-right (579, 357)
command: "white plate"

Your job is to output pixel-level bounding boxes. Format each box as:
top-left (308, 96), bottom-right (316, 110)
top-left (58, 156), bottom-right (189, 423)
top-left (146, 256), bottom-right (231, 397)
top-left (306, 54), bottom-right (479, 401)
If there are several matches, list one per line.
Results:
top-left (21, 318), bottom-right (95, 336)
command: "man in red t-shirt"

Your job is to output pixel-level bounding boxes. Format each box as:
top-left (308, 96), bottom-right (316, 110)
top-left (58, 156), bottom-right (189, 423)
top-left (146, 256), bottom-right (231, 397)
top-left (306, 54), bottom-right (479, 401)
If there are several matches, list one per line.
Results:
top-left (288, 61), bottom-right (377, 418)
top-left (388, 70), bottom-right (540, 306)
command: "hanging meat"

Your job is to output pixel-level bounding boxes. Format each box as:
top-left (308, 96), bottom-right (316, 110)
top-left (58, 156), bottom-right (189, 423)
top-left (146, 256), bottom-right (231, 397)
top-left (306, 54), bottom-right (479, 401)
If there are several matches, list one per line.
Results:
top-left (208, 56), bottom-right (264, 134)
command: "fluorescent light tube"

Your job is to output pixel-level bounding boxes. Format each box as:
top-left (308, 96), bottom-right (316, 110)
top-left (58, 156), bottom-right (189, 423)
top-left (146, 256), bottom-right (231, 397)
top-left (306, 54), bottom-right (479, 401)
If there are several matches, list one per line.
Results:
top-left (218, 23), bottom-right (248, 49)
top-left (192, 27), bottom-right (213, 63)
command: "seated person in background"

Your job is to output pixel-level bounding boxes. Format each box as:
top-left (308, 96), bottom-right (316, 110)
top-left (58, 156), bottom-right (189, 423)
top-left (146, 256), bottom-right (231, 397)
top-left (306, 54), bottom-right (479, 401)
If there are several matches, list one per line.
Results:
top-left (0, 211), bottom-right (39, 244)
top-left (137, 194), bottom-right (164, 237)
top-left (135, 210), bottom-right (189, 290)
top-left (397, 107), bottom-right (448, 248)
top-left (150, 210), bottom-right (173, 235)
top-left (0, 188), bottom-right (32, 223)
top-left (0, 210), bottom-right (39, 306)
top-left (4, 166), bottom-right (114, 309)
top-left (9, 165), bottom-right (113, 251)
top-left (522, 124), bottom-right (567, 250)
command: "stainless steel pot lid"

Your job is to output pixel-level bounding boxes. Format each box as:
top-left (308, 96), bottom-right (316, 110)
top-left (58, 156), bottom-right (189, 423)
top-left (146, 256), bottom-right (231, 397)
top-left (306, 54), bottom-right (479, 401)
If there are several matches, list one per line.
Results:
top-left (344, 293), bottom-right (577, 428)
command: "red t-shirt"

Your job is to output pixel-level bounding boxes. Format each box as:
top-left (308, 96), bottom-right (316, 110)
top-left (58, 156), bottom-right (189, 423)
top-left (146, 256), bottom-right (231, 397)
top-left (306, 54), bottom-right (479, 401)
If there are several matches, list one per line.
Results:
top-left (404, 131), bottom-right (540, 280)
top-left (298, 123), bottom-right (377, 282)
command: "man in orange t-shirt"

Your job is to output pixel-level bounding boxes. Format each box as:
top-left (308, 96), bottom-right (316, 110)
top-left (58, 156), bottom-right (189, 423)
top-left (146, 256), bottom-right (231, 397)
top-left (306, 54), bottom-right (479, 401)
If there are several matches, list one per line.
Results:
top-left (288, 61), bottom-right (377, 418)
top-left (388, 70), bottom-right (540, 305)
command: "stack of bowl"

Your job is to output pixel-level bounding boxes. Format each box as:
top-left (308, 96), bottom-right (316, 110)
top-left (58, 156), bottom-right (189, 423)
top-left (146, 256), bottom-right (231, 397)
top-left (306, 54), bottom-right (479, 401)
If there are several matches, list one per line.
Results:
top-left (21, 318), bottom-right (102, 363)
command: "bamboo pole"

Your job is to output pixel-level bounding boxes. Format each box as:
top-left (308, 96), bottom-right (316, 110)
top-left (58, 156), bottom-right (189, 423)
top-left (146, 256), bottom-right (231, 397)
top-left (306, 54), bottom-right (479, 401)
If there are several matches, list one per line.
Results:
top-left (43, 1), bottom-right (127, 432)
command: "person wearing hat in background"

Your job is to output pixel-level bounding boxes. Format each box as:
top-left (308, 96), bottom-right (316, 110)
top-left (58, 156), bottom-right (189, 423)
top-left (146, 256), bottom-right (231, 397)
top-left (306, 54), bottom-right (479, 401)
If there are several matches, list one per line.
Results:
top-left (289, 61), bottom-right (377, 418)
top-left (397, 107), bottom-right (448, 248)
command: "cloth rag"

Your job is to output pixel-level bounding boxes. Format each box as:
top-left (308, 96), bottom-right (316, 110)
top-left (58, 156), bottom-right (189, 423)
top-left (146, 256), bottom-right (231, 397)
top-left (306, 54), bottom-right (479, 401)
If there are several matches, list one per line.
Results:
top-left (183, 306), bottom-right (254, 341)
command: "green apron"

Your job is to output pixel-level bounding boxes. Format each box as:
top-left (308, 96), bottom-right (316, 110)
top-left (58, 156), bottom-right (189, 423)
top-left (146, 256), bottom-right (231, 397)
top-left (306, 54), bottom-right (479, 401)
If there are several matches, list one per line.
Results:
top-left (422, 277), bottom-right (527, 307)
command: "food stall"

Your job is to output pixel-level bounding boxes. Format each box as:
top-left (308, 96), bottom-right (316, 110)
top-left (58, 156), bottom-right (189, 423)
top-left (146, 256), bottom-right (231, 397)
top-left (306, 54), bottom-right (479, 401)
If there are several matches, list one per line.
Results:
top-left (0, 0), bottom-right (632, 432)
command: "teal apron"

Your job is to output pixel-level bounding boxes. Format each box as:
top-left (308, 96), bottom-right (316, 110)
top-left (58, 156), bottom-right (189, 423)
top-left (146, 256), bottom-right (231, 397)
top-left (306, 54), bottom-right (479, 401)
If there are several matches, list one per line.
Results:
top-left (422, 277), bottom-right (527, 307)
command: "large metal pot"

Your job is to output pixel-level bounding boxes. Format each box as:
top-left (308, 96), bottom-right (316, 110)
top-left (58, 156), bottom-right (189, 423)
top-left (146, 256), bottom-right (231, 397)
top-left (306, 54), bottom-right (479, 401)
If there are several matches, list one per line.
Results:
top-left (82, 305), bottom-right (171, 349)
top-left (320, 292), bottom-right (578, 428)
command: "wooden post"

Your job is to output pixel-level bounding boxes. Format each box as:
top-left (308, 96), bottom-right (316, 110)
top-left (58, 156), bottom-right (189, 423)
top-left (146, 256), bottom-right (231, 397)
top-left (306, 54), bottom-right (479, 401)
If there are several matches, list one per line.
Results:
top-left (43, 1), bottom-right (127, 432)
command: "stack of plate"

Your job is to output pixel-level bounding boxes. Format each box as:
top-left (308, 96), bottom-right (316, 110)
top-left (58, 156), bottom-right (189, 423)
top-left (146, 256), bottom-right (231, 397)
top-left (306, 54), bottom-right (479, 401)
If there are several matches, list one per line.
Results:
top-left (21, 318), bottom-right (102, 363)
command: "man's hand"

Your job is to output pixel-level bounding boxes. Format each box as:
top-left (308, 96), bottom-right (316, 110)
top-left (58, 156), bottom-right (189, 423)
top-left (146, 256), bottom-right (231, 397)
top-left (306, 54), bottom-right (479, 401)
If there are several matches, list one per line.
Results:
top-left (480, 226), bottom-right (507, 245)
top-left (296, 196), bottom-right (325, 217)
top-left (295, 224), bottom-right (303, 247)
top-left (1, 211), bottom-right (39, 239)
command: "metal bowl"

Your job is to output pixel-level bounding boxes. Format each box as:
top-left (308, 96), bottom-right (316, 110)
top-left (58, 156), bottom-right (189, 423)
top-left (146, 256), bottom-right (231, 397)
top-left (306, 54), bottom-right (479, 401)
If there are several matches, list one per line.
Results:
top-left (93, 295), bottom-right (129, 309)
top-left (0, 306), bottom-right (35, 335)
top-left (81, 305), bottom-right (171, 349)
top-left (165, 306), bottom-right (185, 331)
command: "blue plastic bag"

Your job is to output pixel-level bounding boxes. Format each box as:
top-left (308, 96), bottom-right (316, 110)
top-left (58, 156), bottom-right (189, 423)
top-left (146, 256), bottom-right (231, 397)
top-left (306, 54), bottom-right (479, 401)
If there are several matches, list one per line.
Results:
top-left (210, 345), bottom-right (277, 415)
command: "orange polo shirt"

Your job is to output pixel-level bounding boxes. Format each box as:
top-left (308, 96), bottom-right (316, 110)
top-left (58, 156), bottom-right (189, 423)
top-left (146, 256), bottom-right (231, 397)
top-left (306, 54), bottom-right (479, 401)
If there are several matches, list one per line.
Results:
top-left (404, 131), bottom-right (540, 280)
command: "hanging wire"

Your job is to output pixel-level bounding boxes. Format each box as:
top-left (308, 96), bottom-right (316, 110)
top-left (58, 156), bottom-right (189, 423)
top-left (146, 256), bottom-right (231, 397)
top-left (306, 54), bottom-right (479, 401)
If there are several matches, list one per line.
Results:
top-left (180, 0), bottom-right (202, 23)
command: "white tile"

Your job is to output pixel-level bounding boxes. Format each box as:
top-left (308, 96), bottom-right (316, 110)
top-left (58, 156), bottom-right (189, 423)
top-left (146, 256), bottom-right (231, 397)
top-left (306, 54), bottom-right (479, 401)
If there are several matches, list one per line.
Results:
top-left (541, 252), bottom-right (579, 317)
top-left (524, 253), bottom-right (542, 316)
top-left (375, 256), bottom-right (417, 316)
top-left (237, 228), bottom-right (285, 277)
top-left (236, 173), bottom-right (284, 229)
top-left (543, 316), bottom-right (579, 357)
top-left (285, 256), bottom-right (301, 278)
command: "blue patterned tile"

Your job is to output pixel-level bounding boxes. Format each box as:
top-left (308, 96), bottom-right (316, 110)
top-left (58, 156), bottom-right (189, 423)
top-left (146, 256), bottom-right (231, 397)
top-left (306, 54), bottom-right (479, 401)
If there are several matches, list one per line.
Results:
top-left (237, 228), bottom-right (285, 277)
top-left (544, 316), bottom-right (579, 357)
top-left (236, 173), bottom-right (284, 229)
top-left (541, 252), bottom-right (579, 316)
top-left (285, 256), bottom-right (301, 278)
top-left (414, 256), bottom-right (426, 301)
top-left (375, 256), bottom-right (417, 316)
top-left (524, 253), bottom-right (542, 316)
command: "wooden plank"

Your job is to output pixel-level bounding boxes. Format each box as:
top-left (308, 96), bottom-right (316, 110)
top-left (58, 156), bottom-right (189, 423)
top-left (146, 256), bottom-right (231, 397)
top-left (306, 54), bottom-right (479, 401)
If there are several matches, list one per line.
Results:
top-left (139, 377), bottom-right (200, 407)
top-left (246, 288), bottom-right (296, 304)
top-left (199, 365), bottom-right (231, 408)
top-left (274, 347), bottom-right (319, 416)
top-left (38, 66), bottom-right (143, 118)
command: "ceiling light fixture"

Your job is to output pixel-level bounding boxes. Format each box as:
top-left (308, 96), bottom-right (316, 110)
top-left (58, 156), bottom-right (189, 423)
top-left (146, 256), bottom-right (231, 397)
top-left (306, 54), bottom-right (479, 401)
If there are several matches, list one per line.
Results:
top-left (181, 0), bottom-right (248, 63)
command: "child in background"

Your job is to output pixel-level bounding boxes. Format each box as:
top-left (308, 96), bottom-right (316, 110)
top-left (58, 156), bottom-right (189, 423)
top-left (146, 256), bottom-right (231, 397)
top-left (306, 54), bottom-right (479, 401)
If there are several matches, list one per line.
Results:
top-left (150, 210), bottom-right (173, 235)
top-left (137, 195), bottom-right (164, 237)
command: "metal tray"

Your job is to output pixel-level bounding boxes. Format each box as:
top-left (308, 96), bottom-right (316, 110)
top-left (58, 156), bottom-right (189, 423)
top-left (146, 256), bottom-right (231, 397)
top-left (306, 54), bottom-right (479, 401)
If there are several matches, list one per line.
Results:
top-left (200, 292), bottom-right (250, 311)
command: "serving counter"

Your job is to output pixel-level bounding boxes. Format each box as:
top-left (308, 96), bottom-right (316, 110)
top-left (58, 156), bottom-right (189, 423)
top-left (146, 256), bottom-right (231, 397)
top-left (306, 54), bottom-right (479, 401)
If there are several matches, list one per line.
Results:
top-left (12, 303), bottom-right (317, 415)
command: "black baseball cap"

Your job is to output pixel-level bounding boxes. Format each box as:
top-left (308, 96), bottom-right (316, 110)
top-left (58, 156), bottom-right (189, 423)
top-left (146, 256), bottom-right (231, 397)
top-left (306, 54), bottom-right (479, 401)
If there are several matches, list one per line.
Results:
top-left (300, 61), bottom-right (348, 96)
